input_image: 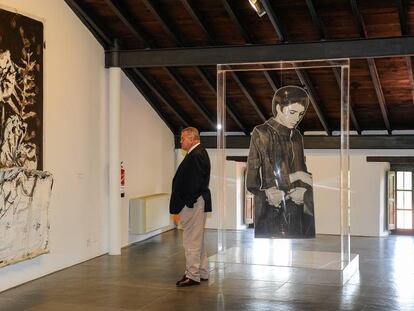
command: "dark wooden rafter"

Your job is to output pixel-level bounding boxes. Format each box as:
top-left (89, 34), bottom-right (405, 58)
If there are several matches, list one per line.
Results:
top-left (195, 68), bottom-right (250, 134)
top-left (141, 0), bottom-right (247, 132)
top-left (220, 0), bottom-right (278, 118)
top-left (396, 0), bottom-right (414, 106)
top-left (295, 70), bottom-right (331, 135)
top-left (304, 0), bottom-right (361, 134)
top-left (178, 135), bottom-right (414, 149)
top-left (132, 69), bottom-right (191, 127)
top-left (350, 0), bottom-right (391, 134)
top-left (179, 0), bottom-right (214, 44)
top-left (64, 0), bottom-right (111, 48)
top-left (142, 0), bottom-right (184, 46)
top-left (123, 69), bottom-right (178, 133)
top-left (397, 0), bottom-right (409, 36)
top-left (263, 0), bottom-right (331, 135)
top-left (221, 0), bottom-right (252, 43)
top-left (103, 0), bottom-right (154, 48)
top-left (107, 37), bottom-right (414, 67)
top-left (260, 0), bottom-right (287, 42)
top-left (64, 0), bottom-right (177, 133)
top-left (230, 72), bottom-right (267, 122)
top-left (164, 68), bottom-right (216, 128)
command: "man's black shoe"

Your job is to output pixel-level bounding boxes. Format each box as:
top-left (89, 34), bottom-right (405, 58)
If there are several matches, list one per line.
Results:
top-left (176, 277), bottom-right (200, 287)
top-left (176, 275), bottom-right (187, 286)
top-left (200, 278), bottom-right (208, 281)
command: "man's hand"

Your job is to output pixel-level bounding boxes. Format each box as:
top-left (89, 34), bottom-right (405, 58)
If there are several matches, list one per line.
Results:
top-left (264, 188), bottom-right (285, 207)
top-left (286, 187), bottom-right (307, 204)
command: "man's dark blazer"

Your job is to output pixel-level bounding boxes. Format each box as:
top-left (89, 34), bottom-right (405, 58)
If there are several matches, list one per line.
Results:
top-left (169, 144), bottom-right (212, 214)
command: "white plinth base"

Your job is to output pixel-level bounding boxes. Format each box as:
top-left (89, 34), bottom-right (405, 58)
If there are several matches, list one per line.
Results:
top-left (209, 247), bottom-right (359, 286)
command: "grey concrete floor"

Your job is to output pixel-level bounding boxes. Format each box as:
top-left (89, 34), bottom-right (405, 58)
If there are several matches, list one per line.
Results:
top-left (1, 229), bottom-right (414, 310)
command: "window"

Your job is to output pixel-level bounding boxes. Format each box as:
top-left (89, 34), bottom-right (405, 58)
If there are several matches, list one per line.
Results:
top-left (396, 171), bottom-right (413, 230)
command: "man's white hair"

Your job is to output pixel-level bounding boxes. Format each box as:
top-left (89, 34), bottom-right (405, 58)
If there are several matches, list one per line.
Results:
top-left (182, 127), bottom-right (200, 142)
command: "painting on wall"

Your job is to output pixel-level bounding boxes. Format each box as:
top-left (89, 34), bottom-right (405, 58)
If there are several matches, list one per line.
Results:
top-left (0, 7), bottom-right (53, 268)
top-left (246, 86), bottom-right (315, 239)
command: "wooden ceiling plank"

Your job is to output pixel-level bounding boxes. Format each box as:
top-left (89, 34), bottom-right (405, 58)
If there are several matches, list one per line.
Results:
top-left (180, 0), bottom-right (214, 44)
top-left (124, 69), bottom-right (177, 133)
top-left (230, 72), bottom-right (267, 123)
top-left (133, 69), bottom-right (191, 128)
top-left (103, 0), bottom-right (153, 48)
top-left (64, 0), bottom-right (112, 47)
top-left (350, 0), bottom-right (391, 134)
top-left (165, 68), bottom-right (216, 128)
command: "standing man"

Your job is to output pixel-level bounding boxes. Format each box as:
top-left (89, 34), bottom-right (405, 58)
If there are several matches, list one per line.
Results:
top-left (170, 127), bottom-right (212, 287)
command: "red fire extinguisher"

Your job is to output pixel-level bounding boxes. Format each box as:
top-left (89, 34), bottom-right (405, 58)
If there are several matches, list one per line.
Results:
top-left (120, 161), bottom-right (125, 198)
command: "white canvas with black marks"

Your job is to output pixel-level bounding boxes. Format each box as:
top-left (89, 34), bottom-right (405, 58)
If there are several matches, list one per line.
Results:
top-left (0, 8), bottom-right (53, 267)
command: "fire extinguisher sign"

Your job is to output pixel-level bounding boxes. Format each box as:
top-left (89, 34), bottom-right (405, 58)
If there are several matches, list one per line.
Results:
top-left (120, 161), bottom-right (125, 198)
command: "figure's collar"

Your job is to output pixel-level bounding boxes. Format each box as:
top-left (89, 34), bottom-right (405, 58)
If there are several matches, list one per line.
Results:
top-left (265, 118), bottom-right (293, 135)
top-left (188, 142), bottom-right (200, 154)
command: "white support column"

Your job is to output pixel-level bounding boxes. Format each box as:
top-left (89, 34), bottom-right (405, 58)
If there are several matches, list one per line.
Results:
top-left (109, 67), bottom-right (122, 255)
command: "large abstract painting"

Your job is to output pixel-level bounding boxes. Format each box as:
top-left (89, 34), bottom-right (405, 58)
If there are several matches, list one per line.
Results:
top-left (246, 86), bottom-right (315, 239)
top-left (0, 8), bottom-right (53, 268)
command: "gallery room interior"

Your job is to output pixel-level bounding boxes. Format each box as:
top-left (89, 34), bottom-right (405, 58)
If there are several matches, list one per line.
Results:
top-left (1, 0), bottom-right (414, 310)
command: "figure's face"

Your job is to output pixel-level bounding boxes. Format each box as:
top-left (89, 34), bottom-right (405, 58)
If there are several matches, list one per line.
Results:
top-left (276, 103), bottom-right (305, 129)
top-left (180, 131), bottom-right (194, 151)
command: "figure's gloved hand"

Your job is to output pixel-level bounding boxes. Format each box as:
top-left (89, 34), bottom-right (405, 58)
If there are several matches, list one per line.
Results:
top-left (264, 187), bottom-right (285, 208)
top-left (286, 187), bottom-right (307, 204)
top-left (289, 171), bottom-right (313, 186)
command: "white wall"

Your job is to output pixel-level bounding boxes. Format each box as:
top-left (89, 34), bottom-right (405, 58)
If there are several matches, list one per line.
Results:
top-left (193, 147), bottom-right (413, 237)
top-left (120, 74), bottom-right (175, 246)
top-left (0, 0), bottom-right (176, 292)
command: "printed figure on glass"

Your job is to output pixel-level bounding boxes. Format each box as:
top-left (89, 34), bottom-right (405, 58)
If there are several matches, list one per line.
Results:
top-left (246, 86), bottom-right (315, 239)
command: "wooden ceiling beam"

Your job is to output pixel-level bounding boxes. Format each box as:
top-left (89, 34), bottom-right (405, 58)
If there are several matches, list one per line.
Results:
top-left (230, 72), bottom-right (267, 123)
top-left (106, 36), bottom-right (414, 67)
top-left (295, 70), bottom-right (331, 135)
top-left (195, 68), bottom-right (250, 135)
top-left (396, 0), bottom-right (414, 107)
top-left (304, 0), bottom-right (360, 134)
top-left (66, 0), bottom-right (178, 134)
top-left (144, 0), bottom-right (246, 132)
top-left (142, 0), bottom-right (183, 46)
top-left (180, 0), bottom-right (214, 45)
top-left (184, 135), bottom-right (414, 149)
top-left (304, 0), bottom-right (328, 39)
top-left (396, 0), bottom-right (409, 36)
top-left (124, 69), bottom-right (177, 133)
top-left (263, 3), bottom-right (331, 135)
top-left (132, 69), bottom-right (191, 128)
top-left (164, 68), bottom-right (216, 128)
top-left (103, 0), bottom-right (153, 48)
top-left (221, 0), bottom-right (252, 43)
top-left (260, 0), bottom-right (286, 42)
top-left (64, 0), bottom-right (112, 48)
top-left (350, 0), bottom-right (391, 134)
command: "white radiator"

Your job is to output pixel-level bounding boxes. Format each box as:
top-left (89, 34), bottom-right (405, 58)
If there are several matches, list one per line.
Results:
top-left (129, 193), bottom-right (170, 234)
